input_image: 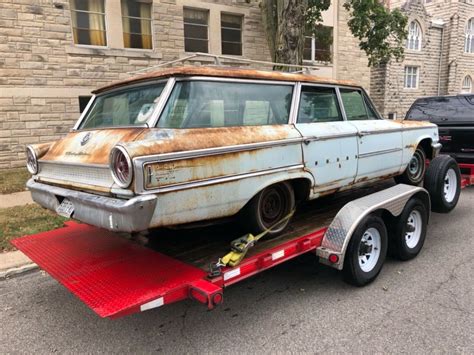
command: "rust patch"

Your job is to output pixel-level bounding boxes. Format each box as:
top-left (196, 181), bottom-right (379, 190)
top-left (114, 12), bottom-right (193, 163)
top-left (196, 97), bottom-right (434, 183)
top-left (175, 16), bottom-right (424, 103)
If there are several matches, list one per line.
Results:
top-left (127, 125), bottom-right (299, 158)
top-left (93, 66), bottom-right (361, 95)
top-left (31, 142), bottom-right (54, 159)
top-left (398, 120), bottom-right (435, 128)
top-left (40, 128), bottom-right (146, 165)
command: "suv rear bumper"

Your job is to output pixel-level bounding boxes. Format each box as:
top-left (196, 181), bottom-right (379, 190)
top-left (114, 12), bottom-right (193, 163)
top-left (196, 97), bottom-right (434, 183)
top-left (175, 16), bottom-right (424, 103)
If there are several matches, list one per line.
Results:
top-left (27, 179), bottom-right (157, 233)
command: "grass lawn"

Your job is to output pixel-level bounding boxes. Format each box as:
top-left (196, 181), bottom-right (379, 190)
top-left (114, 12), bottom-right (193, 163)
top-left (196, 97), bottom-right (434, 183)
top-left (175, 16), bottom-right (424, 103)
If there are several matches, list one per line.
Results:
top-left (0, 168), bottom-right (30, 194)
top-left (0, 204), bottom-right (67, 252)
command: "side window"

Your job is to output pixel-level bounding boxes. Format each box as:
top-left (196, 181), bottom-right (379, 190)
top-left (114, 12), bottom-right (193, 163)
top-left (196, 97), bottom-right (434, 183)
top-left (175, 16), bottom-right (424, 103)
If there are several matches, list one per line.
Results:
top-left (158, 81), bottom-right (293, 128)
top-left (297, 86), bottom-right (342, 123)
top-left (364, 94), bottom-right (380, 120)
top-left (340, 89), bottom-right (369, 121)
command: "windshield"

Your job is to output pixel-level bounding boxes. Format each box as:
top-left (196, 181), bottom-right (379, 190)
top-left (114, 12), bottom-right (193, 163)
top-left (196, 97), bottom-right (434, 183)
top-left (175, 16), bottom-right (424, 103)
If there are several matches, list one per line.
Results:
top-left (406, 95), bottom-right (474, 124)
top-left (79, 83), bottom-right (166, 129)
top-left (157, 80), bottom-right (293, 128)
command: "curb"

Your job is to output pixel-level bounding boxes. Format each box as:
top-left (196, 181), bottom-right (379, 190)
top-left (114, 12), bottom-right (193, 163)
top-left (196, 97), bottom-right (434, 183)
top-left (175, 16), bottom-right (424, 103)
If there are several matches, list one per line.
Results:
top-left (0, 263), bottom-right (38, 279)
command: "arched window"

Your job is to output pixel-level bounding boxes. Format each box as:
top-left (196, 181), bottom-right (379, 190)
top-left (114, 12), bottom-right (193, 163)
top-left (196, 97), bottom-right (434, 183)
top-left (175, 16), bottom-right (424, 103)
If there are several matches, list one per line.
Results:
top-left (465, 18), bottom-right (474, 53)
top-left (461, 75), bottom-right (472, 93)
top-left (407, 21), bottom-right (422, 50)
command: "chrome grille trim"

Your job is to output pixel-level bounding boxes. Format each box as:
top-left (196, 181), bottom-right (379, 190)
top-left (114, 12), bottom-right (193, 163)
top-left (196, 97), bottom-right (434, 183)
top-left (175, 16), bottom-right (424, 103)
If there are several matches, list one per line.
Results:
top-left (37, 161), bottom-right (113, 188)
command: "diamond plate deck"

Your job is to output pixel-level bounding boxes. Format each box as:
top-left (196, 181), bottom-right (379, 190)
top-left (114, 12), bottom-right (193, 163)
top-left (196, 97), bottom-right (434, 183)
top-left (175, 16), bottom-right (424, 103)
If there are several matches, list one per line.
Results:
top-left (11, 221), bottom-right (207, 318)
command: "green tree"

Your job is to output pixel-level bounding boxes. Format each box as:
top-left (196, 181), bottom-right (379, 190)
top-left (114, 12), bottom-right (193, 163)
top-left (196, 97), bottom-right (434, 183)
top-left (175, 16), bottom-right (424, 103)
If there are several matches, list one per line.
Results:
top-left (260, 0), bottom-right (408, 70)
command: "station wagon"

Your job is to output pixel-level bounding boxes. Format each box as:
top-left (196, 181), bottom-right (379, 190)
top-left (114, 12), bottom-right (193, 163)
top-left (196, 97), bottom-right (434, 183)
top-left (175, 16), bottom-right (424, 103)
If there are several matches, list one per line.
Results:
top-left (25, 66), bottom-right (441, 235)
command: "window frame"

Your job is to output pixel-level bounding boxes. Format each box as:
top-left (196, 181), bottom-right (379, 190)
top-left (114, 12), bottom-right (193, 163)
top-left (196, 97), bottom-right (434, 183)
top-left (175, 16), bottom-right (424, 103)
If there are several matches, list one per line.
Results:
top-left (69, 0), bottom-right (108, 48)
top-left (183, 7), bottom-right (210, 53)
top-left (296, 85), bottom-right (344, 123)
top-left (461, 75), bottom-right (473, 94)
top-left (120, 0), bottom-right (154, 50)
top-left (465, 18), bottom-right (474, 53)
top-left (303, 26), bottom-right (334, 63)
top-left (220, 12), bottom-right (243, 56)
top-left (404, 66), bottom-right (419, 89)
top-left (406, 20), bottom-right (422, 51)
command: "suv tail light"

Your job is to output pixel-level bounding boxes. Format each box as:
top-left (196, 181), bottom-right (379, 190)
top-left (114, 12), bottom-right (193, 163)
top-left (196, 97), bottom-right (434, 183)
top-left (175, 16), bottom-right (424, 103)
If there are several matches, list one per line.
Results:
top-left (110, 146), bottom-right (133, 188)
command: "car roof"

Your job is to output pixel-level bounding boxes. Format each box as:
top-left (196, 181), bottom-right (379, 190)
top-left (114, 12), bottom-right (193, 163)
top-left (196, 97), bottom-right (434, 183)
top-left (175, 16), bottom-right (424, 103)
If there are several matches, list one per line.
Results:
top-left (413, 94), bottom-right (474, 101)
top-left (93, 66), bottom-right (361, 94)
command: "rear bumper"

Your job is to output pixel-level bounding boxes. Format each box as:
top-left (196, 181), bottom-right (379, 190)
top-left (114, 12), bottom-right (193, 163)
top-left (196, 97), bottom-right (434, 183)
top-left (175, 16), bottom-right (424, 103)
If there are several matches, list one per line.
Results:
top-left (27, 179), bottom-right (157, 232)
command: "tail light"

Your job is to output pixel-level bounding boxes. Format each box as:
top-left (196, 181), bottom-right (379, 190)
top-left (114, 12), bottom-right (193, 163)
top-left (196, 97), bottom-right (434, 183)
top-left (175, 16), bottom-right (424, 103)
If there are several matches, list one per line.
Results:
top-left (110, 146), bottom-right (133, 188)
top-left (26, 146), bottom-right (38, 174)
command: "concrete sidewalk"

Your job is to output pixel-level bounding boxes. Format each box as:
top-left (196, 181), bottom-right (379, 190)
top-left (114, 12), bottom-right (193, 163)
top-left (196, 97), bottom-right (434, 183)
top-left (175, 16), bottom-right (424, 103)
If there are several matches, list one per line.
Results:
top-left (0, 250), bottom-right (36, 278)
top-left (1, 190), bottom-right (37, 277)
top-left (0, 191), bottom-right (33, 209)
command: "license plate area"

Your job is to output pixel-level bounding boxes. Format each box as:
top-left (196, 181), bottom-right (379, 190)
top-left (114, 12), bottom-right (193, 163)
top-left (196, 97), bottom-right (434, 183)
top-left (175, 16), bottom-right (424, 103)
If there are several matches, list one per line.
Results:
top-left (56, 198), bottom-right (74, 218)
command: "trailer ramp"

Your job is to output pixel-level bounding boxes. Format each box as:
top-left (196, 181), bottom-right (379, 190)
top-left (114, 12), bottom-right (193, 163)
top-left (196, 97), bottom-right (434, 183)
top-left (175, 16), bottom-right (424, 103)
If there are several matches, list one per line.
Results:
top-left (11, 221), bottom-right (222, 318)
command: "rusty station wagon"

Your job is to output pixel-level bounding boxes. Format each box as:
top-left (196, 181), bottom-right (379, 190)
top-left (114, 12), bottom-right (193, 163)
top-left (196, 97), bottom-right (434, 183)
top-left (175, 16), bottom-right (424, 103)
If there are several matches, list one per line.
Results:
top-left (25, 66), bottom-right (441, 235)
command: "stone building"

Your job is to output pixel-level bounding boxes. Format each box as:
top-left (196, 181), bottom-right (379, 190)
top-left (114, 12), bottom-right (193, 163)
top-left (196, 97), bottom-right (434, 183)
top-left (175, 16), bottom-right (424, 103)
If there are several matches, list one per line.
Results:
top-left (371, 0), bottom-right (474, 119)
top-left (0, 0), bottom-right (369, 169)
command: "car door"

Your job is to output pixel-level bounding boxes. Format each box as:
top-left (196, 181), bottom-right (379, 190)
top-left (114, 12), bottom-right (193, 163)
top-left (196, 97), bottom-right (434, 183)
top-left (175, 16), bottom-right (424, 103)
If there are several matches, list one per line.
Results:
top-left (294, 85), bottom-right (358, 192)
top-left (339, 88), bottom-right (403, 182)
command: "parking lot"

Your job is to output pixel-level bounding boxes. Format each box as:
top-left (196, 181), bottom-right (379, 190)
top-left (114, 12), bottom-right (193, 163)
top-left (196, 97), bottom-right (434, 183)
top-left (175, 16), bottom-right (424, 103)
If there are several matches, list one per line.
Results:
top-left (1, 188), bottom-right (473, 353)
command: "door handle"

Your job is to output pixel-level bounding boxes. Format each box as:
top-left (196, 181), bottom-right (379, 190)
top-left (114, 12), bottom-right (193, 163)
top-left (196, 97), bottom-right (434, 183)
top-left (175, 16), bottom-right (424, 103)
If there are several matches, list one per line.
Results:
top-left (358, 131), bottom-right (371, 137)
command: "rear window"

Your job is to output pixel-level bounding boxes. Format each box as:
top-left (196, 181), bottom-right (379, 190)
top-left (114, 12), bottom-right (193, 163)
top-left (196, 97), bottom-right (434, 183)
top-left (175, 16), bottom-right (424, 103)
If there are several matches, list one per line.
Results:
top-left (406, 96), bottom-right (474, 124)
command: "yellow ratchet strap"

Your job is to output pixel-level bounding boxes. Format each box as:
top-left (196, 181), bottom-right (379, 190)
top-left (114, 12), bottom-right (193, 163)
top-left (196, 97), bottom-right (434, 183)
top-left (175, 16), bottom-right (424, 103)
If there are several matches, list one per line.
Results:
top-left (216, 209), bottom-right (295, 269)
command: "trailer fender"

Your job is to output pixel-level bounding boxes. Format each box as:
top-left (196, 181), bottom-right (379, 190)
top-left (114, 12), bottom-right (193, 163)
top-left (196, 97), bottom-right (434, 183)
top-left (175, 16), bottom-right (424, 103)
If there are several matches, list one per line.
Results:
top-left (316, 184), bottom-right (430, 270)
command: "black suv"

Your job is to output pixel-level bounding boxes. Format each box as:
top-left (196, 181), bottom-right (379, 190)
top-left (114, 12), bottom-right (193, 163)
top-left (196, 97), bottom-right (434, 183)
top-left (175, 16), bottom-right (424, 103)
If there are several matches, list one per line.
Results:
top-left (406, 95), bottom-right (474, 164)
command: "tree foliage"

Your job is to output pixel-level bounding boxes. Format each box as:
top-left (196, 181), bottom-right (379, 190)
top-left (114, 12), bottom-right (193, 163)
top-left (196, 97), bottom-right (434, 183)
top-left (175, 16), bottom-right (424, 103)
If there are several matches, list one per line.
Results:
top-left (261, 0), bottom-right (408, 69)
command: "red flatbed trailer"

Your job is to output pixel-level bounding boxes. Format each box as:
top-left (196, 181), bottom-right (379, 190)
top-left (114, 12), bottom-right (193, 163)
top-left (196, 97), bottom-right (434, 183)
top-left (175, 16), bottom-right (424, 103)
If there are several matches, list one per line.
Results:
top-left (459, 163), bottom-right (474, 187)
top-left (11, 158), bottom-right (469, 319)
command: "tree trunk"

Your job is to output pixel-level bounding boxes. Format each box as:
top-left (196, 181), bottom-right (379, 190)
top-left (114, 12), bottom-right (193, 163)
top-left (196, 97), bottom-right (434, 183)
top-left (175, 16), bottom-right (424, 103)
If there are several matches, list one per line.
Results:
top-left (261, 0), bottom-right (306, 71)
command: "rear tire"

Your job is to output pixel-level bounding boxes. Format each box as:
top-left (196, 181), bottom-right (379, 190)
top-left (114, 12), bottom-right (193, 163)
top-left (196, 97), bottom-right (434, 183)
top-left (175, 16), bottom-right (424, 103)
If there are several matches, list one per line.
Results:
top-left (424, 156), bottom-right (461, 213)
top-left (389, 198), bottom-right (428, 261)
top-left (343, 215), bottom-right (388, 286)
top-left (241, 182), bottom-right (295, 237)
top-left (395, 147), bottom-right (426, 185)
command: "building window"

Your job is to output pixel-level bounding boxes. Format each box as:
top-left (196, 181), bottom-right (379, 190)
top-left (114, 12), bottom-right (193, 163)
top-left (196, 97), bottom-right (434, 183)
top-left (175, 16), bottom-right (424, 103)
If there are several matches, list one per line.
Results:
top-left (407, 21), bottom-right (422, 51)
top-left (70, 0), bottom-right (106, 46)
top-left (121, 0), bottom-right (152, 49)
top-left (461, 75), bottom-right (473, 93)
top-left (183, 8), bottom-right (209, 53)
top-left (221, 13), bottom-right (242, 56)
top-left (404, 66), bottom-right (419, 89)
top-left (465, 18), bottom-right (474, 53)
top-left (303, 25), bottom-right (333, 62)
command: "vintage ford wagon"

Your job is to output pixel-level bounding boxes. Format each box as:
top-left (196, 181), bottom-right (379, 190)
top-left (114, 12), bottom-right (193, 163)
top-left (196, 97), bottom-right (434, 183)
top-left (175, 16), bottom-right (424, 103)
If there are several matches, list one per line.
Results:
top-left (25, 66), bottom-right (441, 235)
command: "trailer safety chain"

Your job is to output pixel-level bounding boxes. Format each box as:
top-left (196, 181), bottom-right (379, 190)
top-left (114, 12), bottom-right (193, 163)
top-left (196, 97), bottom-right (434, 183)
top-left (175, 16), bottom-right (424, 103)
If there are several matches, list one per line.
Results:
top-left (209, 209), bottom-right (296, 277)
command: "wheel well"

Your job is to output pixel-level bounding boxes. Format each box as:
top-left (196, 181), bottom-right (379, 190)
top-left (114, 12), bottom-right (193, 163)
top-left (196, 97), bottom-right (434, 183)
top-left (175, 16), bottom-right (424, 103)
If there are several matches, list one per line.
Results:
top-left (289, 178), bottom-right (312, 203)
top-left (418, 138), bottom-right (434, 159)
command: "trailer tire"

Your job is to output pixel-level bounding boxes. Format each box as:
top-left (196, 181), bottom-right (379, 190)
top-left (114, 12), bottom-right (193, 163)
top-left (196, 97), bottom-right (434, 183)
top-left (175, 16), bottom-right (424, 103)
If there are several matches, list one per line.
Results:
top-left (389, 198), bottom-right (428, 261)
top-left (424, 156), bottom-right (461, 213)
top-left (395, 147), bottom-right (426, 186)
top-left (343, 215), bottom-right (388, 286)
top-left (242, 181), bottom-right (295, 236)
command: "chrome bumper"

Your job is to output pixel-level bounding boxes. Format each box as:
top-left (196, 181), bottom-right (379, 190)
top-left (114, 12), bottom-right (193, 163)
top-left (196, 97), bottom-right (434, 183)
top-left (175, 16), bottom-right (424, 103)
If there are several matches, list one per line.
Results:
top-left (27, 179), bottom-right (157, 233)
top-left (432, 142), bottom-right (442, 157)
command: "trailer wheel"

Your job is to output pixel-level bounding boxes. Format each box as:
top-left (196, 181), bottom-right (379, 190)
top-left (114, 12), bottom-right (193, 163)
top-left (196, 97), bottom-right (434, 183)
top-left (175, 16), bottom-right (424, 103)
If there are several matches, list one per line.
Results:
top-left (395, 147), bottom-right (426, 185)
top-left (390, 198), bottom-right (428, 261)
top-left (242, 181), bottom-right (295, 236)
top-left (343, 215), bottom-right (388, 286)
top-left (424, 156), bottom-right (461, 213)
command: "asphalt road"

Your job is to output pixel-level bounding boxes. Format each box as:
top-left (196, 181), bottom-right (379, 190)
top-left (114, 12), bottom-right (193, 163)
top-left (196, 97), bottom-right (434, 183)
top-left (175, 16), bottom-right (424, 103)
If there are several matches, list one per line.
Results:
top-left (1, 189), bottom-right (473, 353)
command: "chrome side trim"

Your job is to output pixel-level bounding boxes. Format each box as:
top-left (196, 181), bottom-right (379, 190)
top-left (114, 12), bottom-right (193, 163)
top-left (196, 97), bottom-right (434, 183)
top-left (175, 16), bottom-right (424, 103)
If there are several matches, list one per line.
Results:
top-left (302, 132), bottom-right (359, 143)
top-left (141, 164), bottom-right (305, 194)
top-left (174, 76), bottom-right (297, 86)
top-left (358, 147), bottom-right (402, 159)
top-left (38, 160), bottom-right (109, 169)
top-left (134, 137), bottom-right (303, 165)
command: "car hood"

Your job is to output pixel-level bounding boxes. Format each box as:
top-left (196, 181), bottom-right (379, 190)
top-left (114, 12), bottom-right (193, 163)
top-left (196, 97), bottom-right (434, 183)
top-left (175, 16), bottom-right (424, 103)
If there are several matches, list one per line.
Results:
top-left (40, 128), bottom-right (147, 165)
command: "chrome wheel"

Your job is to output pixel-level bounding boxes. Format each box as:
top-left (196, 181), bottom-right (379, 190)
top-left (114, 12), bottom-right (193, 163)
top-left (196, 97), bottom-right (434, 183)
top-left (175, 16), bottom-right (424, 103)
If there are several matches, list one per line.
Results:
top-left (358, 227), bottom-right (381, 272)
top-left (405, 210), bottom-right (422, 249)
top-left (444, 168), bottom-right (457, 203)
